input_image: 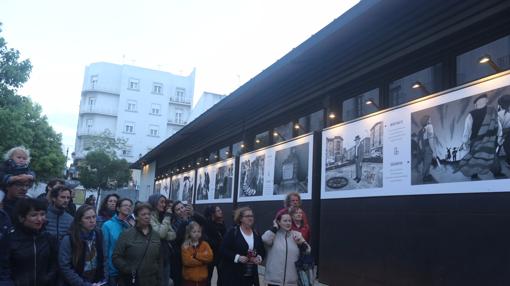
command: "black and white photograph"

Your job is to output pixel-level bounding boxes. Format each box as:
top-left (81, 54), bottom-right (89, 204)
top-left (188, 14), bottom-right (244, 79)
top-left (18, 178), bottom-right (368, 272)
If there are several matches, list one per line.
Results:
top-left (181, 174), bottom-right (194, 203)
top-left (215, 163), bottom-right (233, 199)
top-left (239, 154), bottom-right (265, 197)
top-left (411, 85), bottom-right (510, 185)
top-left (324, 121), bottom-right (384, 191)
top-left (170, 176), bottom-right (180, 201)
top-left (273, 143), bottom-right (309, 195)
top-left (196, 170), bottom-right (210, 200)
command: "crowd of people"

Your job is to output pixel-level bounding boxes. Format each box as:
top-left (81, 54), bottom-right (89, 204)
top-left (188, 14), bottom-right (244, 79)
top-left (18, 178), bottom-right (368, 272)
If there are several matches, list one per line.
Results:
top-left (0, 146), bottom-right (312, 286)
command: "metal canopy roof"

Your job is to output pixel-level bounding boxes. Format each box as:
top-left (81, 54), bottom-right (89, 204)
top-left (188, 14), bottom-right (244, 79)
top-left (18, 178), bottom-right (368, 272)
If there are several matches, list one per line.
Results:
top-left (134, 0), bottom-right (510, 169)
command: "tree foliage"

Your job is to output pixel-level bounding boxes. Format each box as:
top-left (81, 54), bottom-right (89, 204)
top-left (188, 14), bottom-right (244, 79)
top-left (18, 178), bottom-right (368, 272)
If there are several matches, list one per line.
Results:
top-left (83, 129), bottom-right (128, 159)
top-left (77, 150), bottom-right (131, 190)
top-left (0, 24), bottom-right (66, 180)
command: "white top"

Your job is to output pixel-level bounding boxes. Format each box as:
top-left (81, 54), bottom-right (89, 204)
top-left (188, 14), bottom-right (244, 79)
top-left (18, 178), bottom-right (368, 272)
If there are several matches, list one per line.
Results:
top-left (234, 228), bottom-right (254, 263)
top-left (240, 228), bottom-right (254, 250)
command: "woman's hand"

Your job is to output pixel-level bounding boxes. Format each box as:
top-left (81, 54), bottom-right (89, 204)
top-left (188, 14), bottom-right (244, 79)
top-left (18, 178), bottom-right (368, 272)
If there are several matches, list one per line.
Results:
top-left (238, 255), bottom-right (249, 263)
top-left (292, 232), bottom-right (305, 244)
top-left (250, 255), bottom-right (262, 265)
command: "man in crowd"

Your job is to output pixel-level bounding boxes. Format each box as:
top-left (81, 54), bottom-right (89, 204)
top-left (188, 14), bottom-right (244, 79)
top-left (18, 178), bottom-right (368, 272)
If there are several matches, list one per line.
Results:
top-left (2, 178), bottom-right (33, 222)
top-left (45, 185), bottom-right (73, 241)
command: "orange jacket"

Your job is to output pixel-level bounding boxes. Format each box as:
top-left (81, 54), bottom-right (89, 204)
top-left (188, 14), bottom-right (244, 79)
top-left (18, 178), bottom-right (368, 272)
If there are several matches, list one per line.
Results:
top-left (181, 240), bottom-right (213, 282)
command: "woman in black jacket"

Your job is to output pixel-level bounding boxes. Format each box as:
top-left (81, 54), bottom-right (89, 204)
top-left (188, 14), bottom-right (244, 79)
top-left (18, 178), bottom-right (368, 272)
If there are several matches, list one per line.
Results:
top-left (8, 198), bottom-right (58, 286)
top-left (203, 205), bottom-right (227, 286)
top-left (220, 207), bottom-right (265, 286)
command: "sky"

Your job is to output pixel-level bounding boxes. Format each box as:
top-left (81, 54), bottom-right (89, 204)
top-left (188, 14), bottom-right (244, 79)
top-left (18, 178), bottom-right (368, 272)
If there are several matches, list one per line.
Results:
top-left (0, 0), bottom-right (359, 160)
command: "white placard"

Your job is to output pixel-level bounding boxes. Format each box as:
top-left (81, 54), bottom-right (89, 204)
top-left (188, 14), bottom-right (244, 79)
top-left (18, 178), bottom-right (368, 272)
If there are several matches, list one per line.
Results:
top-left (238, 134), bottom-right (314, 202)
top-left (195, 158), bottom-right (236, 204)
top-left (322, 73), bottom-right (510, 199)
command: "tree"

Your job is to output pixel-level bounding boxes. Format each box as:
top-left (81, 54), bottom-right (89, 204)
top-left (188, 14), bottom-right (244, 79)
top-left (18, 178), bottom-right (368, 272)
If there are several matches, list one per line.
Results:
top-left (0, 24), bottom-right (66, 180)
top-left (83, 129), bottom-right (128, 158)
top-left (77, 150), bottom-right (131, 190)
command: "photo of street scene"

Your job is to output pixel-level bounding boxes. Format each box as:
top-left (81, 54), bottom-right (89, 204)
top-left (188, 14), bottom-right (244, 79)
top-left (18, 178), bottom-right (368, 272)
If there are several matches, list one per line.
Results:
top-left (239, 155), bottom-right (265, 197)
top-left (273, 143), bottom-right (309, 195)
top-left (411, 86), bottom-right (510, 185)
top-left (215, 163), bottom-right (234, 199)
top-left (324, 121), bottom-right (384, 191)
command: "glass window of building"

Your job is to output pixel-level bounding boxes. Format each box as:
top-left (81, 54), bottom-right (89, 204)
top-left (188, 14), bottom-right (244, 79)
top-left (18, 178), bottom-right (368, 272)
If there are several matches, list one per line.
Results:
top-left (209, 152), bottom-right (218, 163)
top-left (151, 103), bottom-right (161, 115)
top-left (90, 75), bottom-right (98, 89)
top-left (297, 109), bottom-right (325, 136)
top-left (254, 131), bottom-right (270, 149)
top-left (124, 122), bottom-right (135, 134)
top-left (232, 141), bottom-right (244, 156)
top-left (457, 35), bottom-right (510, 85)
top-left (127, 100), bottom-right (137, 112)
top-left (219, 146), bottom-right (230, 160)
top-left (128, 78), bottom-right (140, 90)
top-left (342, 89), bottom-right (380, 121)
top-left (273, 122), bottom-right (293, 143)
top-left (389, 64), bottom-right (443, 106)
top-left (153, 83), bottom-right (163, 94)
top-left (149, 125), bottom-right (159, 137)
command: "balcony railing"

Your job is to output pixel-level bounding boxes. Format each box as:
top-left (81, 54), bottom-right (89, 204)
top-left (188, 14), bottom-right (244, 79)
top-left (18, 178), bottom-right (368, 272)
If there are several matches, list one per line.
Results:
top-left (79, 106), bottom-right (118, 116)
top-left (167, 119), bottom-right (187, 126)
top-left (76, 129), bottom-right (114, 137)
top-left (169, 97), bottom-right (191, 105)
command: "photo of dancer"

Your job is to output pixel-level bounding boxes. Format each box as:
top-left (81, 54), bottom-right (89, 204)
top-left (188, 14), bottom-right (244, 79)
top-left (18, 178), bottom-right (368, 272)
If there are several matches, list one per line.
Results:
top-left (410, 86), bottom-right (510, 185)
top-left (196, 170), bottom-right (210, 200)
top-left (239, 155), bottom-right (265, 197)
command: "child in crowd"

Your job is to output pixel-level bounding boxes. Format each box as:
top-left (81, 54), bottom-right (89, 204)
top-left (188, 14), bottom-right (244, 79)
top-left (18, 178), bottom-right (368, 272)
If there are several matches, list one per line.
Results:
top-left (181, 221), bottom-right (213, 286)
top-left (0, 146), bottom-right (35, 188)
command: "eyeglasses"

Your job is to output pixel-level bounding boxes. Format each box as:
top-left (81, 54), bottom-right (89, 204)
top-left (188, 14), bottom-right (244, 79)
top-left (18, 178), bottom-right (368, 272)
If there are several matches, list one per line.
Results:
top-left (242, 215), bottom-right (254, 218)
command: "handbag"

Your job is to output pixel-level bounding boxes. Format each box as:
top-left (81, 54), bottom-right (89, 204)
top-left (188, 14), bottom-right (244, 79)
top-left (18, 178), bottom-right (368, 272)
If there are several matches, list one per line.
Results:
top-left (295, 251), bottom-right (314, 286)
top-left (124, 237), bottom-right (151, 286)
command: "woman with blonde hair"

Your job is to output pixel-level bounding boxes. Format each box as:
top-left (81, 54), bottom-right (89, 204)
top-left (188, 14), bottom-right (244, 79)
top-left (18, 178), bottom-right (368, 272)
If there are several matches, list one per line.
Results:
top-left (220, 206), bottom-right (265, 286)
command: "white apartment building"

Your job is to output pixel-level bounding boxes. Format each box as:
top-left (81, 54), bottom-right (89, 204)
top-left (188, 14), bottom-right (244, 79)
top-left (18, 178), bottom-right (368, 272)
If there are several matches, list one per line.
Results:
top-left (74, 62), bottom-right (195, 163)
top-left (189, 91), bottom-right (227, 122)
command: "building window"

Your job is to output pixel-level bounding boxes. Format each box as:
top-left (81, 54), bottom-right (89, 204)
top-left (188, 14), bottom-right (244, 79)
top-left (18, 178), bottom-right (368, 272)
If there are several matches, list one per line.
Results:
top-left (88, 97), bottom-right (96, 106)
top-left (176, 88), bottom-right (185, 101)
top-left (90, 75), bottom-right (98, 89)
top-left (128, 78), bottom-right (140, 90)
top-left (389, 64), bottom-right (443, 106)
top-left (153, 83), bottom-right (163, 94)
top-left (127, 100), bottom-right (137, 112)
top-left (254, 131), bottom-right (270, 149)
top-left (150, 103), bottom-right (161, 115)
top-left (273, 122), bottom-right (293, 143)
top-left (232, 141), bottom-right (244, 156)
top-left (297, 109), bottom-right (324, 136)
top-left (219, 146), bottom-right (230, 160)
top-left (124, 122), bottom-right (135, 134)
top-left (122, 146), bottom-right (133, 157)
top-left (342, 89), bottom-right (379, 121)
top-left (85, 119), bottom-right (93, 128)
top-left (175, 109), bottom-right (183, 124)
top-left (457, 35), bottom-right (510, 85)
top-left (149, 125), bottom-right (159, 137)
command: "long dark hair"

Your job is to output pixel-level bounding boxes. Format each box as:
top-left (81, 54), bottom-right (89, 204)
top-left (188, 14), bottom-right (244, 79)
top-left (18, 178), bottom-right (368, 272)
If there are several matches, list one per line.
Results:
top-left (98, 194), bottom-right (119, 218)
top-left (69, 205), bottom-right (96, 268)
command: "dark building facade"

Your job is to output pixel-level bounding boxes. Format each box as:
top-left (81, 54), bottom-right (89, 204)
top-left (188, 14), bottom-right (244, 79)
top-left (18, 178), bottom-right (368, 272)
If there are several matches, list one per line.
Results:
top-left (135, 1), bottom-right (510, 284)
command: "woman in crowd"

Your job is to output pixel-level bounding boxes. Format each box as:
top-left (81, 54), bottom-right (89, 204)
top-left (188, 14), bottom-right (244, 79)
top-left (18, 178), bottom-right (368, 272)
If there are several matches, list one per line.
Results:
top-left (203, 205), bottom-right (227, 286)
top-left (170, 201), bottom-right (207, 286)
top-left (97, 194), bottom-right (119, 228)
top-left (148, 194), bottom-right (176, 286)
top-left (262, 209), bottom-right (311, 286)
top-left (84, 195), bottom-right (96, 207)
top-left (8, 198), bottom-right (58, 285)
top-left (220, 207), bottom-right (265, 286)
top-left (181, 221), bottom-right (213, 286)
top-left (289, 207), bottom-right (310, 243)
top-left (113, 203), bottom-right (161, 286)
top-left (102, 198), bottom-right (133, 286)
top-left (59, 205), bottom-right (106, 286)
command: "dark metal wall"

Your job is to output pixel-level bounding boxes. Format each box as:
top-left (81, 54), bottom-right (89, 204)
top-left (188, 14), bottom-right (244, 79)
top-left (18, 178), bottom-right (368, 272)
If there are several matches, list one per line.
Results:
top-left (318, 193), bottom-right (510, 285)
